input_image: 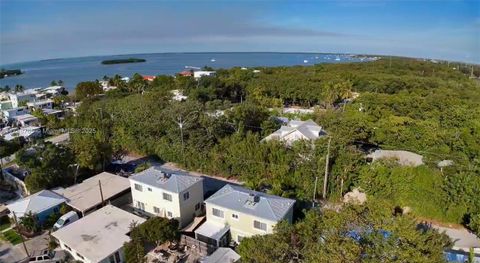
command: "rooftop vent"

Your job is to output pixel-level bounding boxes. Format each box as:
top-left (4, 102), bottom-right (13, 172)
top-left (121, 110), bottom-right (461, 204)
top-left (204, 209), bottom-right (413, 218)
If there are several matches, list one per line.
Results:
top-left (156, 172), bottom-right (172, 183)
top-left (245, 193), bottom-right (260, 207)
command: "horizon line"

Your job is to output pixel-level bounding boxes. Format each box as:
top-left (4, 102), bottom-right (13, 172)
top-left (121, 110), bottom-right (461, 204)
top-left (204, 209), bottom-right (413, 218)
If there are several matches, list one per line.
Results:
top-left (2, 51), bottom-right (478, 68)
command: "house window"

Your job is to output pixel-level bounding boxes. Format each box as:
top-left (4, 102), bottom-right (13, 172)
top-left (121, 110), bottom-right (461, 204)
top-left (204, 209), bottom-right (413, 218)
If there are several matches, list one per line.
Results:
top-left (136, 201), bottom-right (145, 211)
top-left (109, 255), bottom-right (115, 263)
top-left (114, 251), bottom-right (121, 263)
top-left (237, 235), bottom-right (244, 243)
top-left (195, 203), bottom-right (201, 211)
top-left (148, 187), bottom-right (152, 192)
top-left (254, 220), bottom-right (267, 231)
top-left (154, 206), bottom-right (160, 214)
top-left (163, 193), bottom-right (172, 201)
top-left (167, 211), bottom-right (173, 218)
top-left (212, 208), bottom-right (224, 218)
top-left (232, 213), bottom-right (239, 220)
top-left (134, 184), bottom-right (143, 192)
top-left (183, 191), bottom-right (190, 201)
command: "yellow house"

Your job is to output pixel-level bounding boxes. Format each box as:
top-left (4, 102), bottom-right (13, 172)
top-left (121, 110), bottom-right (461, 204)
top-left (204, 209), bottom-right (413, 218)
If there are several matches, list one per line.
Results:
top-left (129, 166), bottom-right (204, 228)
top-left (195, 184), bottom-right (295, 246)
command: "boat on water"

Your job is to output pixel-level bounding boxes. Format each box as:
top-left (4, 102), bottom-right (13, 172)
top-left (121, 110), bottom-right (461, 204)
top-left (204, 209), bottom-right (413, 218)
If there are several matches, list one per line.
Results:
top-left (303, 60), bottom-right (308, 63)
top-left (335, 56), bottom-right (341, 61)
top-left (210, 58), bottom-right (216, 62)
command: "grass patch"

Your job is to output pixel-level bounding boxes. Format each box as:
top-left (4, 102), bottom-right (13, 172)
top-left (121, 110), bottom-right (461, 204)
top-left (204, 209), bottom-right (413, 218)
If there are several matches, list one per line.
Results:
top-left (1, 229), bottom-right (22, 245)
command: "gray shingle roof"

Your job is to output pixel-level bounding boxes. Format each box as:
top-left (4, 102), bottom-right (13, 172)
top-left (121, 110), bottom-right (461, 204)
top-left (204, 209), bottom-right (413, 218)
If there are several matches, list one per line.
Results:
top-left (130, 166), bottom-right (203, 193)
top-left (205, 184), bottom-right (295, 222)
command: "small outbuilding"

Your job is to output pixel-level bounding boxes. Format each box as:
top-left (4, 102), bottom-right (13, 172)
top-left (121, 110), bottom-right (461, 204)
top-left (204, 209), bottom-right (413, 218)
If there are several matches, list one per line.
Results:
top-left (6, 190), bottom-right (66, 224)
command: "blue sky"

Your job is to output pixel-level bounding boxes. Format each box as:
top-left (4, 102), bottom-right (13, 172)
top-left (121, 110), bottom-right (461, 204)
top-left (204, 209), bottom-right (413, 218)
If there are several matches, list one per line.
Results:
top-left (1, 0), bottom-right (478, 64)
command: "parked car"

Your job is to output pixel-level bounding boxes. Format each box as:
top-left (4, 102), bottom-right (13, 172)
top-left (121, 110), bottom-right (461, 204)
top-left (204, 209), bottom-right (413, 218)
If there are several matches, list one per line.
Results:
top-left (53, 211), bottom-right (79, 231)
top-left (28, 249), bottom-right (66, 262)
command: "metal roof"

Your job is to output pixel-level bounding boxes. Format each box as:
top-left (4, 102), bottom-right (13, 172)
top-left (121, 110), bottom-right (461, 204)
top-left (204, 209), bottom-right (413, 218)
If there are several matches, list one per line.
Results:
top-left (6, 190), bottom-right (66, 218)
top-left (129, 166), bottom-right (203, 193)
top-left (205, 184), bottom-right (295, 222)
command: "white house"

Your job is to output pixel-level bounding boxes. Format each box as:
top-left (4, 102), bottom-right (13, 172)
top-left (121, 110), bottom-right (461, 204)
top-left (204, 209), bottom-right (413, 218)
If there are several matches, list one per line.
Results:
top-left (9, 92), bottom-right (37, 108)
top-left (263, 119), bottom-right (326, 145)
top-left (3, 126), bottom-right (42, 141)
top-left (27, 99), bottom-right (53, 110)
top-left (129, 166), bottom-right (204, 228)
top-left (2, 107), bottom-right (29, 121)
top-left (195, 184), bottom-right (295, 246)
top-left (42, 86), bottom-right (66, 97)
top-left (14, 114), bottom-right (39, 127)
top-left (52, 205), bottom-right (146, 263)
top-left (194, 71), bottom-right (216, 79)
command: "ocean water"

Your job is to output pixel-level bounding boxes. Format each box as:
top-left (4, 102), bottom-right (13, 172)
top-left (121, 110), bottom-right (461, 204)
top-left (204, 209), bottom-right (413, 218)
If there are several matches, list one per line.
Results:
top-left (0, 52), bottom-right (368, 91)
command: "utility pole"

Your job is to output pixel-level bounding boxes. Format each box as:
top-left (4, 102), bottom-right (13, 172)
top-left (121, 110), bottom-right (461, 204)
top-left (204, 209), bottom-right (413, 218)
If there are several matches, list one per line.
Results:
top-left (312, 176), bottom-right (319, 208)
top-left (69, 163), bottom-right (79, 184)
top-left (174, 111), bottom-right (198, 166)
top-left (97, 108), bottom-right (106, 171)
top-left (322, 137), bottom-right (332, 200)
top-left (98, 180), bottom-right (104, 205)
top-left (12, 212), bottom-right (29, 258)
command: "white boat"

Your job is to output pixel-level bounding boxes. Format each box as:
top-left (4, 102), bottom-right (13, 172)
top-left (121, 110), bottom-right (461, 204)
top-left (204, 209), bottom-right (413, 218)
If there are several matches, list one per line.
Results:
top-left (304, 60), bottom-right (308, 63)
top-left (335, 56), bottom-right (341, 61)
top-left (210, 58), bottom-right (216, 62)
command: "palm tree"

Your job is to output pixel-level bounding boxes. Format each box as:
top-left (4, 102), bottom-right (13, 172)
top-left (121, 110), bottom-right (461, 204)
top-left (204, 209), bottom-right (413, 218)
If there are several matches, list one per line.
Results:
top-left (14, 85), bottom-right (24, 93)
top-left (19, 212), bottom-right (39, 233)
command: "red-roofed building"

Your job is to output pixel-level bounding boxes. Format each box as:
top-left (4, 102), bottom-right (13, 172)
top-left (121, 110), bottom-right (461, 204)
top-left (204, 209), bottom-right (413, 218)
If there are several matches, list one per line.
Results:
top-left (143, 75), bottom-right (156, 81)
top-left (178, 70), bottom-right (193, 77)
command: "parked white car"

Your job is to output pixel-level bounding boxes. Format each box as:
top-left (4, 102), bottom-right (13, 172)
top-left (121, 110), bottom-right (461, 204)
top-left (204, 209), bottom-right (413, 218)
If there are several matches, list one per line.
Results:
top-left (53, 211), bottom-right (79, 231)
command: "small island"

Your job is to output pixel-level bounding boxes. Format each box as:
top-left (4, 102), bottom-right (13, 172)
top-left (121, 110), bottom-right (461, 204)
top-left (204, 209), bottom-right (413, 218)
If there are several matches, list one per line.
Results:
top-left (0, 68), bottom-right (23, 79)
top-left (101, 58), bottom-right (146, 65)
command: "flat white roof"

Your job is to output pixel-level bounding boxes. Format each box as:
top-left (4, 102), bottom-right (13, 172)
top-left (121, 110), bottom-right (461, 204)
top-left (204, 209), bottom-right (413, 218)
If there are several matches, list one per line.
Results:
top-left (53, 172), bottom-right (130, 213)
top-left (195, 221), bottom-right (230, 241)
top-left (52, 205), bottom-right (145, 262)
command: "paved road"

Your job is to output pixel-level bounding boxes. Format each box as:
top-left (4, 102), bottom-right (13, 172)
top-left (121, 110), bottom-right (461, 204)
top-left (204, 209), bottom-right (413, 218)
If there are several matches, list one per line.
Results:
top-left (0, 232), bottom-right (50, 263)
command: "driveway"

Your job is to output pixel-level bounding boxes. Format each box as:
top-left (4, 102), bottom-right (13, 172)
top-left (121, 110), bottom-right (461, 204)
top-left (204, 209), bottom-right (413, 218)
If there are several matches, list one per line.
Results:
top-left (0, 231), bottom-right (50, 263)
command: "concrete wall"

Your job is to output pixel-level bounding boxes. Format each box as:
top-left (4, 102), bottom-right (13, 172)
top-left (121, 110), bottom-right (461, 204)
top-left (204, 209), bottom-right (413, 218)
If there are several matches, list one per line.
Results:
top-left (130, 179), bottom-right (204, 227)
top-left (58, 240), bottom-right (126, 263)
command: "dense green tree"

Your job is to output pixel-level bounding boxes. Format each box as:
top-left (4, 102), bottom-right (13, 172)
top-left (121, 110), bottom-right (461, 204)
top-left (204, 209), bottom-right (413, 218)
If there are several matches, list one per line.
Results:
top-left (75, 81), bottom-right (102, 100)
top-left (238, 201), bottom-right (451, 263)
top-left (16, 143), bottom-right (75, 193)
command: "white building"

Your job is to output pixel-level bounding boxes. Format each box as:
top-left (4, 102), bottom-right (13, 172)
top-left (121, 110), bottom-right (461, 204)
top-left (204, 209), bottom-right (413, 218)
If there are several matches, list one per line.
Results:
top-left (195, 184), bottom-right (295, 246)
top-left (14, 114), bottom-right (39, 127)
top-left (263, 119), bottom-right (326, 145)
top-left (2, 107), bottom-right (29, 121)
top-left (9, 92), bottom-right (37, 108)
top-left (194, 71), bottom-right (216, 79)
top-left (129, 166), bottom-right (204, 228)
top-left (52, 205), bottom-right (146, 263)
top-left (3, 126), bottom-right (42, 141)
top-left (43, 86), bottom-right (66, 97)
top-left (27, 99), bottom-right (53, 110)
